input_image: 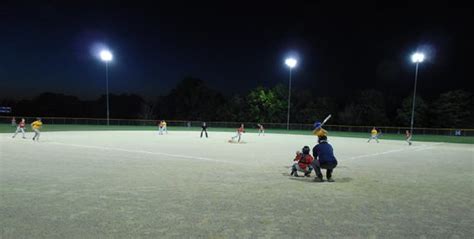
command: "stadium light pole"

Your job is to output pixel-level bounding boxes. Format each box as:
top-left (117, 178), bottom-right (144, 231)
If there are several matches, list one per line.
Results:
top-left (410, 52), bottom-right (425, 136)
top-left (285, 58), bottom-right (297, 130)
top-left (100, 50), bottom-right (113, 126)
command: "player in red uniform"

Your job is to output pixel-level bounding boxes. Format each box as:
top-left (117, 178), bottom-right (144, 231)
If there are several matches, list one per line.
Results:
top-left (12, 118), bottom-right (26, 139)
top-left (290, 146), bottom-right (314, 177)
top-left (230, 124), bottom-right (245, 143)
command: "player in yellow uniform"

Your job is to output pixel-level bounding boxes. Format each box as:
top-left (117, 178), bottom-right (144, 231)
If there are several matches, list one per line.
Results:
top-left (312, 122), bottom-right (328, 137)
top-left (162, 120), bottom-right (167, 134)
top-left (367, 127), bottom-right (379, 143)
top-left (158, 120), bottom-right (168, 135)
top-left (31, 118), bottom-right (43, 141)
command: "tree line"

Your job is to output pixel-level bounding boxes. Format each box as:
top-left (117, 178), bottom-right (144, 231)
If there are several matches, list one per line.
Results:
top-left (1, 77), bottom-right (473, 128)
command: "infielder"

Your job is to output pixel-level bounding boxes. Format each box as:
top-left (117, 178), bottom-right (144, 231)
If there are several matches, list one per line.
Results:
top-left (367, 127), bottom-right (379, 143)
top-left (31, 118), bottom-right (43, 141)
top-left (12, 118), bottom-right (26, 139)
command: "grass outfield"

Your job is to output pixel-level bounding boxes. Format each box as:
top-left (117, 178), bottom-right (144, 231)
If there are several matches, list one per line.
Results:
top-left (1, 131), bottom-right (473, 238)
top-left (1, 123), bottom-right (473, 144)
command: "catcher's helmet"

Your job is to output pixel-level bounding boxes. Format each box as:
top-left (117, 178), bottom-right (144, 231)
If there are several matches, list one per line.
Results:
top-left (302, 146), bottom-right (310, 154)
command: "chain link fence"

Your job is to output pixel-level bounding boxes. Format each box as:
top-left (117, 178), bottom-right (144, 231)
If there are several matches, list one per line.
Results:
top-left (1, 116), bottom-right (473, 136)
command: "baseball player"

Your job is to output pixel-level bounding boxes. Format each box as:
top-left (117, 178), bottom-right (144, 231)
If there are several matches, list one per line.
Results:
top-left (406, 130), bottom-right (412, 146)
top-left (201, 122), bottom-right (208, 138)
top-left (367, 127), bottom-right (380, 143)
top-left (257, 124), bottom-right (265, 136)
top-left (31, 118), bottom-right (43, 141)
top-left (312, 136), bottom-right (338, 182)
top-left (290, 146), bottom-right (314, 177)
top-left (230, 124), bottom-right (245, 143)
top-left (312, 121), bottom-right (328, 137)
top-left (12, 118), bottom-right (26, 139)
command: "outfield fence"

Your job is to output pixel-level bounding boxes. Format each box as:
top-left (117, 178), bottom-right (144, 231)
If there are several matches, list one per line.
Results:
top-left (1, 116), bottom-right (473, 136)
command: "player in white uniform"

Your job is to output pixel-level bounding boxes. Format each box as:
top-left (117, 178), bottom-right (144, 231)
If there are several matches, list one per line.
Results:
top-left (257, 124), bottom-right (265, 136)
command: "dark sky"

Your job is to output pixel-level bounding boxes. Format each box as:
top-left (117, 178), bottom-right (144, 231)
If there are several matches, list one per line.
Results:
top-left (1, 2), bottom-right (473, 100)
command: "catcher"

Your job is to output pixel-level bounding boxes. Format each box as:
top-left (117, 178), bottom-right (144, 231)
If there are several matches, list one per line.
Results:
top-left (290, 146), bottom-right (314, 177)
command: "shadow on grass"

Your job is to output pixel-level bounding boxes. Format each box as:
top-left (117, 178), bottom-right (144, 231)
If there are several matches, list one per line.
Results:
top-left (283, 165), bottom-right (349, 169)
top-left (332, 177), bottom-right (352, 183)
top-left (283, 173), bottom-right (353, 183)
top-left (227, 140), bottom-right (248, 144)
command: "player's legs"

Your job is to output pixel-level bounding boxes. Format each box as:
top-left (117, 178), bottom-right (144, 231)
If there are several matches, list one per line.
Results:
top-left (296, 164), bottom-right (304, 173)
top-left (20, 128), bottom-right (26, 138)
top-left (312, 160), bottom-right (323, 180)
top-left (322, 163), bottom-right (337, 181)
top-left (375, 136), bottom-right (379, 143)
top-left (313, 161), bottom-right (337, 181)
top-left (164, 126), bottom-right (168, 134)
top-left (12, 127), bottom-right (20, 138)
top-left (303, 165), bottom-right (313, 177)
top-left (291, 164), bottom-right (310, 176)
top-left (326, 168), bottom-right (334, 181)
top-left (201, 129), bottom-right (208, 138)
top-left (33, 129), bottom-right (40, 141)
top-left (406, 136), bottom-right (412, 145)
top-left (291, 163), bottom-right (299, 176)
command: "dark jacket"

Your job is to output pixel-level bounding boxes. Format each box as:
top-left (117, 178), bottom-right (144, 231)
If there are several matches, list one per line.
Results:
top-left (313, 142), bottom-right (338, 165)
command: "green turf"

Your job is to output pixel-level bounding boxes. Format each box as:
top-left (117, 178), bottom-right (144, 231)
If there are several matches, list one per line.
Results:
top-left (1, 123), bottom-right (473, 144)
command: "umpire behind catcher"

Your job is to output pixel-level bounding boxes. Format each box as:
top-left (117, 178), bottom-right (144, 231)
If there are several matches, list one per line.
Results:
top-left (312, 135), bottom-right (338, 182)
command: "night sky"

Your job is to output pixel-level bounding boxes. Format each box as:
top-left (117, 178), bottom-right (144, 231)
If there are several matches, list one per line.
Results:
top-left (1, 2), bottom-right (473, 100)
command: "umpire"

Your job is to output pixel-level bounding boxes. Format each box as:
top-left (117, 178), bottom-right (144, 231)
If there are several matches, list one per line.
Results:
top-left (312, 135), bottom-right (338, 182)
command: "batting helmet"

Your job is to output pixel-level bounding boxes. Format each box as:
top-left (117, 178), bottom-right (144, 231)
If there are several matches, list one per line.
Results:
top-left (313, 121), bottom-right (322, 129)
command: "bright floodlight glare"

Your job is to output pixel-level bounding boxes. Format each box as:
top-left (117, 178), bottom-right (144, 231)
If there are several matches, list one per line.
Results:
top-left (285, 58), bottom-right (297, 68)
top-left (411, 52), bottom-right (425, 63)
top-left (100, 50), bottom-right (113, 62)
